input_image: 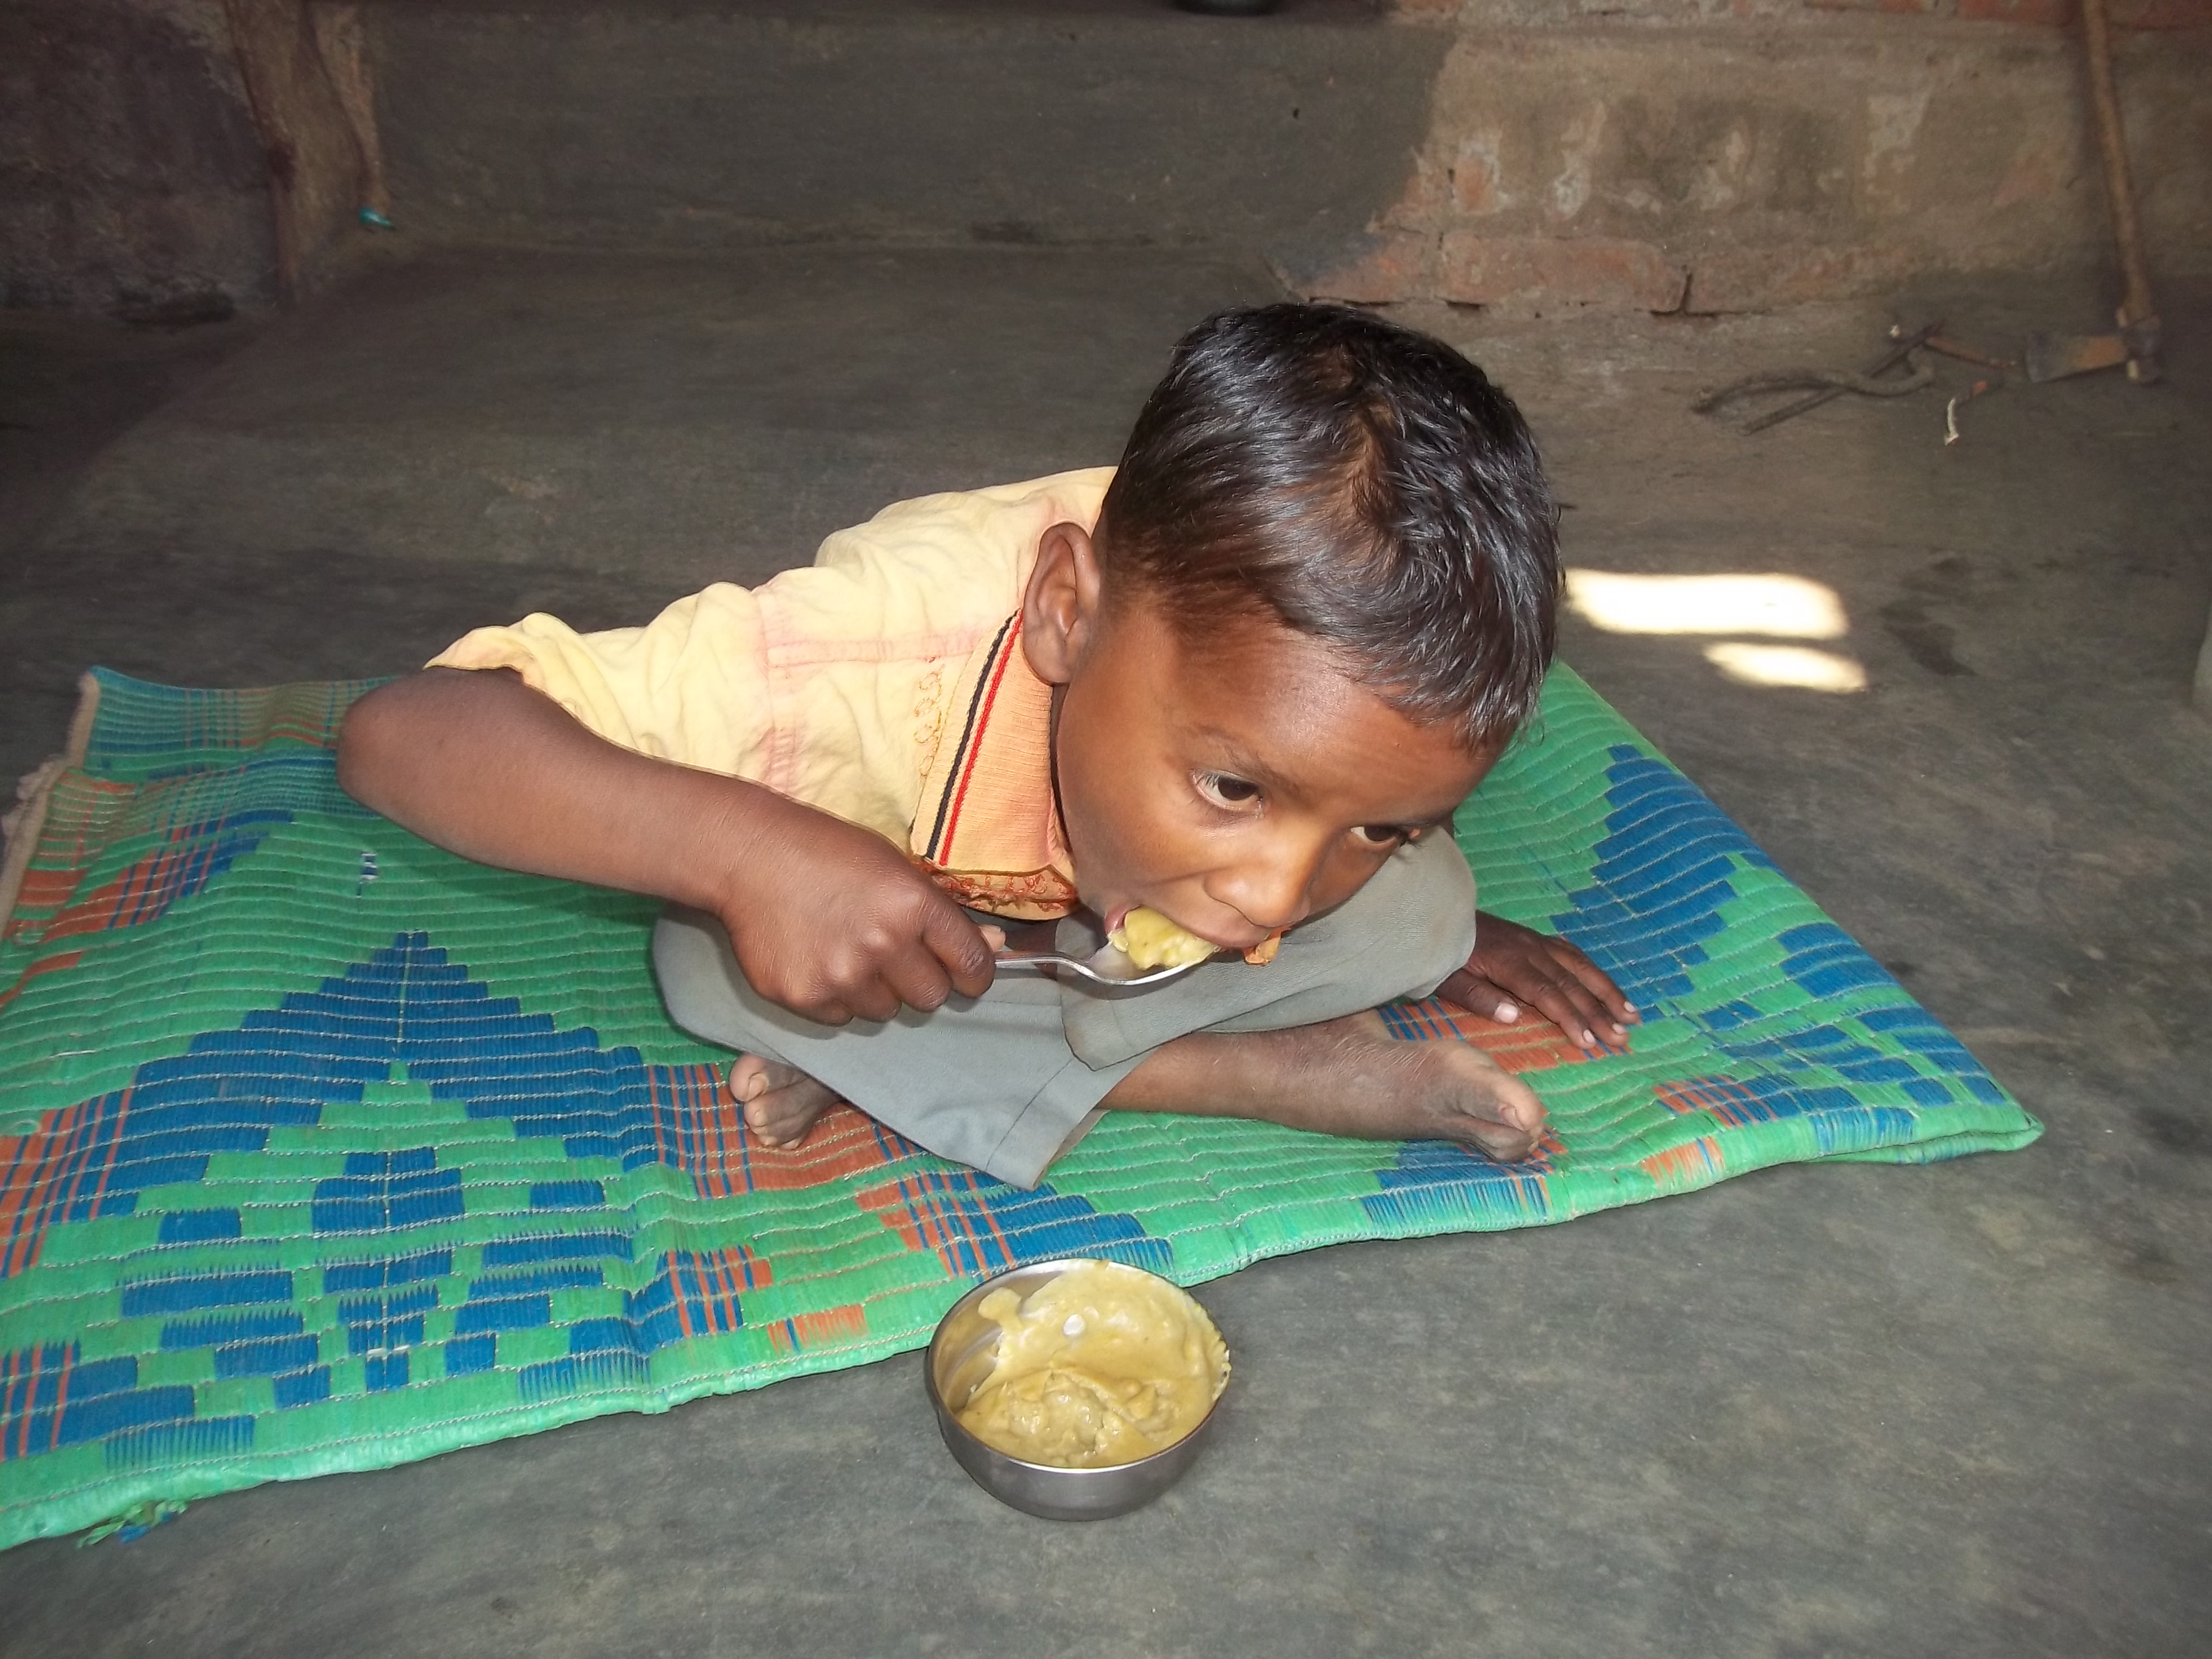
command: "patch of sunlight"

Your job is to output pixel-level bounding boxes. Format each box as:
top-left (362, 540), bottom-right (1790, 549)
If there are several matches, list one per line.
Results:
top-left (1703, 643), bottom-right (1869, 693)
top-left (1564, 571), bottom-right (1849, 639)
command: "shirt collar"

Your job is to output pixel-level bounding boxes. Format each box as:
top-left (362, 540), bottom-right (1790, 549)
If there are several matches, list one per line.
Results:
top-left (911, 612), bottom-right (1080, 920)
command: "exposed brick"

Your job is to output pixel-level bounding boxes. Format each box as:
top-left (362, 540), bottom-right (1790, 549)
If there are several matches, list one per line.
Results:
top-left (1435, 232), bottom-right (1688, 312)
top-left (1271, 229), bottom-right (1438, 305)
top-left (1684, 244), bottom-right (1921, 314)
top-left (1957, 0), bottom-right (2076, 23)
top-left (1379, 154), bottom-right (1451, 230)
top-left (1953, 0), bottom-right (2212, 20)
top-left (1448, 133), bottom-right (1507, 215)
top-left (1277, 231), bottom-right (1693, 314)
top-left (1802, 0), bottom-right (1953, 12)
top-left (1992, 131), bottom-right (2075, 206)
top-left (2113, 0), bottom-right (2212, 24)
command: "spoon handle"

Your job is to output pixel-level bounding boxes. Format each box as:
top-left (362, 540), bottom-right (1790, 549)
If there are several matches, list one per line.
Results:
top-left (992, 951), bottom-right (1070, 973)
top-left (992, 951), bottom-right (1203, 988)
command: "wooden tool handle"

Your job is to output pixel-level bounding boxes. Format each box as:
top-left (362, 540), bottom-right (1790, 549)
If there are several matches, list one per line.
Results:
top-left (2079, 0), bottom-right (2156, 330)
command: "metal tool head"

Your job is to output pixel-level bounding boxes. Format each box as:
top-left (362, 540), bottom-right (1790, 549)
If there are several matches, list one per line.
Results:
top-left (2024, 318), bottom-right (2162, 385)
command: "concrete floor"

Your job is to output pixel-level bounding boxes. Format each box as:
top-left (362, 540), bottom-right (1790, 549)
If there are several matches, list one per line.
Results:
top-left (1, 249), bottom-right (2207, 1658)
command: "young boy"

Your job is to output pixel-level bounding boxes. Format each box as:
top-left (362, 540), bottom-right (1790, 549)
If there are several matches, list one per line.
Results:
top-left (337, 304), bottom-right (1635, 1190)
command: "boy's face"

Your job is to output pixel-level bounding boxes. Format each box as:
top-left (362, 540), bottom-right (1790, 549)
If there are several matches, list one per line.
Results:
top-left (1024, 525), bottom-right (1496, 950)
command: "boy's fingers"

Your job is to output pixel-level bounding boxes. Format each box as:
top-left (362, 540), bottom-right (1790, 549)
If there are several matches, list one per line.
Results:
top-left (1554, 972), bottom-right (1631, 1036)
top-left (1552, 946), bottom-right (1639, 1023)
top-left (1454, 932), bottom-right (1632, 1054)
top-left (920, 901), bottom-right (999, 1000)
top-left (849, 992), bottom-right (900, 1025)
top-left (1437, 967), bottom-right (1515, 1022)
top-left (740, 954), bottom-right (845, 1027)
top-left (841, 966), bottom-right (910, 1025)
top-left (1509, 971), bottom-right (1629, 1055)
top-left (883, 947), bottom-right (957, 1015)
top-left (1515, 933), bottom-right (1632, 1031)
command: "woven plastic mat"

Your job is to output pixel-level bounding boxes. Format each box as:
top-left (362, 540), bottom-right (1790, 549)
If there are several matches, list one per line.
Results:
top-left (0, 665), bottom-right (2038, 1548)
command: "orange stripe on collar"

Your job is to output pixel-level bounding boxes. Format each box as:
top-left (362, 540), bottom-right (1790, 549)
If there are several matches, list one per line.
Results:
top-left (911, 612), bottom-right (1079, 921)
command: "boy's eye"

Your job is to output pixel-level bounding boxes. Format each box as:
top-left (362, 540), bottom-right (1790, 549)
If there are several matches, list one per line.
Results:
top-left (1196, 773), bottom-right (1262, 809)
top-left (1353, 824), bottom-right (1412, 847)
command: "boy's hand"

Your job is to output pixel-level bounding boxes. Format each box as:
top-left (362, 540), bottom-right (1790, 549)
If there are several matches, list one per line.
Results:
top-left (1438, 914), bottom-right (1639, 1056)
top-left (714, 790), bottom-right (1000, 1026)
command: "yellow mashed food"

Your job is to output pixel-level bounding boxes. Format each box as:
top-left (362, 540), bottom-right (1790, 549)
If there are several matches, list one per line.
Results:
top-left (954, 1261), bottom-right (1230, 1469)
top-left (1107, 907), bottom-right (1219, 971)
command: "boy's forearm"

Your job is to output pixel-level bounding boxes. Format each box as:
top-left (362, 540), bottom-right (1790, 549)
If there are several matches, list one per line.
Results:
top-left (336, 667), bottom-right (768, 914)
top-left (340, 667), bottom-right (997, 1025)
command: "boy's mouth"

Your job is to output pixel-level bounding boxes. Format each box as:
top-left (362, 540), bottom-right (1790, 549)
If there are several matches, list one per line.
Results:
top-left (1103, 901), bottom-right (1267, 954)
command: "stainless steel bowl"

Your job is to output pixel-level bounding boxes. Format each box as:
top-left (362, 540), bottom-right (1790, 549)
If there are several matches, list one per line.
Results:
top-left (924, 1256), bottom-right (1228, 1521)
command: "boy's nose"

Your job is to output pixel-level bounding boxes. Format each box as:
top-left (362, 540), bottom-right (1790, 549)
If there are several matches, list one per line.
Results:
top-left (1210, 841), bottom-right (1322, 935)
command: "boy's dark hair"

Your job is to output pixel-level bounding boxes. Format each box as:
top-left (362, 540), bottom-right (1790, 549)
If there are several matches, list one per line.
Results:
top-left (1097, 302), bottom-right (1559, 750)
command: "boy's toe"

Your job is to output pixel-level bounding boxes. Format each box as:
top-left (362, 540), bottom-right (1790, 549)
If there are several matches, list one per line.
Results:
top-left (727, 1053), bottom-right (778, 1105)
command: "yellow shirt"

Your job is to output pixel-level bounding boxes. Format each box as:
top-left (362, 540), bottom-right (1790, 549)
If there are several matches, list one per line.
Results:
top-left (429, 469), bottom-right (1112, 920)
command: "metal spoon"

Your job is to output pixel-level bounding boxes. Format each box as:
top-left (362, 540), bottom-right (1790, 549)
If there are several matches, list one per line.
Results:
top-left (994, 940), bottom-right (1218, 988)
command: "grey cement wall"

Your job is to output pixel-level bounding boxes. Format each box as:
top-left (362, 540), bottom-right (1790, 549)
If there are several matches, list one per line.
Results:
top-left (367, 0), bottom-right (1445, 255)
top-left (368, 1), bottom-right (2212, 312)
top-left (0, 0), bottom-right (274, 315)
top-left (6, 0), bottom-right (2209, 316)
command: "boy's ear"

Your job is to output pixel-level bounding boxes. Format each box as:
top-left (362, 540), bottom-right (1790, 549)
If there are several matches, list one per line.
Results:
top-left (1021, 521), bottom-right (1105, 687)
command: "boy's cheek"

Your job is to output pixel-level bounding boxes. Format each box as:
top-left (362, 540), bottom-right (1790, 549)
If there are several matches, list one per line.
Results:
top-left (1306, 847), bottom-right (1398, 916)
top-left (1061, 772), bottom-right (1179, 872)
top-left (1057, 795), bottom-right (1144, 909)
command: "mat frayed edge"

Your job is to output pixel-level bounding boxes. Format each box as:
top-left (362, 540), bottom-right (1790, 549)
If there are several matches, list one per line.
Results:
top-left (0, 673), bottom-right (100, 937)
top-left (76, 1499), bottom-right (186, 1549)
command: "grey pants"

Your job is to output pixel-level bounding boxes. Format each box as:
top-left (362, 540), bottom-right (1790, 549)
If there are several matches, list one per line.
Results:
top-left (653, 830), bottom-right (1477, 1188)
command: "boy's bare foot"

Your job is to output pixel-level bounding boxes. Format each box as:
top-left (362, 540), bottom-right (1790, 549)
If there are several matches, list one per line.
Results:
top-left (1104, 1010), bottom-right (1547, 1161)
top-left (727, 1053), bottom-right (844, 1150)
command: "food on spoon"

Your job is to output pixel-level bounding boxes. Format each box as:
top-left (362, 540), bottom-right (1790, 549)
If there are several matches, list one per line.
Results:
top-left (1108, 908), bottom-right (1288, 970)
top-left (955, 1261), bottom-right (1230, 1469)
top-left (1108, 907), bottom-right (1219, 971)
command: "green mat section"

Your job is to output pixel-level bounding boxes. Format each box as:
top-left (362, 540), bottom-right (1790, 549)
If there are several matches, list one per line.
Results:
top-left (0, 665), bottom-right (2037, 1548)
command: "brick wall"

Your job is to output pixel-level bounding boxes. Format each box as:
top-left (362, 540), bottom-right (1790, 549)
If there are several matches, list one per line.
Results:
top-left (1396, 0), bottom-right (2211, 25)
top-left (1288, 13), bottom-right (2212, 311)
